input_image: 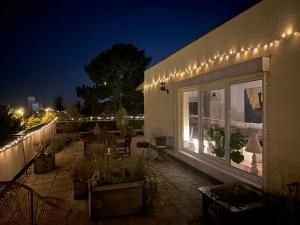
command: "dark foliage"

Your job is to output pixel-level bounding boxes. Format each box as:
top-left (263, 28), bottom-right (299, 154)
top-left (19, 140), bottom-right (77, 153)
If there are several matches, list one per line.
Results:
top-left (77, 43), bottom-right (151, 115)
top-left (53, 95), bottom-right (65, 111)
top-left (0, 106), bottom-right (22, 146)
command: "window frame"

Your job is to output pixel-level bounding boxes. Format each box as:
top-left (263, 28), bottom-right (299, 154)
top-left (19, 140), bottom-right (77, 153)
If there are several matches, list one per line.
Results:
top-left (178, 72), bottom-right (265, 184)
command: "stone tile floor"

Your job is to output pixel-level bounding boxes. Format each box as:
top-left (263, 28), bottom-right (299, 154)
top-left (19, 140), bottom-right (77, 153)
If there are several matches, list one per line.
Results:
top-left (17, 141), bottom-right (224, 225)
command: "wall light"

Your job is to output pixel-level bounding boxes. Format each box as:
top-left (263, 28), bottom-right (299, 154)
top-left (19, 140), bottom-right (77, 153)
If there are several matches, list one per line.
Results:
top-left (160, 82), bottom-right (169, 94)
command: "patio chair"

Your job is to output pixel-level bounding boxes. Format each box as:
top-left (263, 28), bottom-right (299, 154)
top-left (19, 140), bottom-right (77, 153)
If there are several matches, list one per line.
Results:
top-left (0, 181), bottom-right (71, 225)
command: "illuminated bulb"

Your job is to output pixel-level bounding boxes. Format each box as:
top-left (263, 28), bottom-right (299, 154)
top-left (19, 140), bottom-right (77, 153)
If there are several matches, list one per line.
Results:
top-left (282, 33), bottom-right (286, 38)
top-left (264, 44), bottom-right (268, 49)
top-left (254, 48), bottom-right (258, 53)
top-left (294, 32), bottom-right (298, 35)
top-left (241, 47), bottom-right (244, 52)
top-left (269, 42), bottom-right (273, 47)
top-left (226, 55), bottom-right (229, 60)
top-left (229, 50), bottom-right (233, 55)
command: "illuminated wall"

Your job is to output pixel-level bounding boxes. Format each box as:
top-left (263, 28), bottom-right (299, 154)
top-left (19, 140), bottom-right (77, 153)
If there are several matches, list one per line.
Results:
top-left (144, 0), bottom-right (300, 192)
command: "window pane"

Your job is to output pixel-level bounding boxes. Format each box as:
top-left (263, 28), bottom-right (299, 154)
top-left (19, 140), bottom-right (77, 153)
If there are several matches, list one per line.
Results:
top-left (182, 90), bottom-right (198, 152)
top-left (230, 80), bottom-right (263, 177)
top-left (201, 89), bottom-right (225, 159)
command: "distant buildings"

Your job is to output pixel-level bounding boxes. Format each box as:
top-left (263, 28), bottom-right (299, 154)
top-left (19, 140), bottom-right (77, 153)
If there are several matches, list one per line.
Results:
top-left (27, 96), bottom-right (42, 112)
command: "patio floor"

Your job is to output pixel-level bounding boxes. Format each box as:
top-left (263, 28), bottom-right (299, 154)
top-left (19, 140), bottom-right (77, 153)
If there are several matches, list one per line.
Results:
top-left (17, 140), bottom-right (223, 225)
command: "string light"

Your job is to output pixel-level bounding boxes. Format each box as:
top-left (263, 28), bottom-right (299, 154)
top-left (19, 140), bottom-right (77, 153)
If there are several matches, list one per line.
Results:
top-left (0, 118), bottom-right (57, 153)
top-left (144, 29), bottom-right (299, 91)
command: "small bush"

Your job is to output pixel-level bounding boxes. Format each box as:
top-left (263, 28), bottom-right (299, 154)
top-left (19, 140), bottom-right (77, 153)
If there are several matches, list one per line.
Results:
top-left (48, 134), bottom-right (66, 154)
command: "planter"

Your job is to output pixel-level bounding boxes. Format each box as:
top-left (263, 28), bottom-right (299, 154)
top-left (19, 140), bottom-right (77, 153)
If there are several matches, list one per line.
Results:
top-left (34, 154), bottom-right (55, 174)
top-left (155, 136), bottom-right (166, 146)
top-left (230, 151), bottom-right (244, 164)
top-left (88, 180), bottom-right (144, 220)
top-left (74, 181), bottom-right (88, 200)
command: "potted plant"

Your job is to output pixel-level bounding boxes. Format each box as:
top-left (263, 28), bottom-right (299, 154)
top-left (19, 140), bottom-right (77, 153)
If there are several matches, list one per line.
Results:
top-left (34, 134), bottom-right (66, 174)
top-left (34, 141), bottom-right (56, 174)
top-left (69, 161), bottom-right (93, 200)
top-left (205, 124), bottom-right (245, 163)
top-left (206, 124), bottom-right (225, 158)
top-left (229, 128), bottom-right (246, 164)
top-left (88, 149), bottom-right (158, 220)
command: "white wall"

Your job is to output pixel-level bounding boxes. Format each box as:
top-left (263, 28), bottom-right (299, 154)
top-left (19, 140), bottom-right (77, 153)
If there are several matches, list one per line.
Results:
top-left (144, 0), bottom-right (300, 192)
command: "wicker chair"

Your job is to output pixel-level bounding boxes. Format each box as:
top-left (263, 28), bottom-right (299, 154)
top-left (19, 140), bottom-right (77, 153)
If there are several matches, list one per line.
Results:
top-left (0, 181), bottom-right (71, 225)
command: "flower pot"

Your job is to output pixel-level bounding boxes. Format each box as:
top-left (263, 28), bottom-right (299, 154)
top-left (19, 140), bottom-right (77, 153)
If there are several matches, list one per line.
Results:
top-left (34, 154), bottom-right (55, 174)
top-left (88, 180), bottom-right (144, 220)
top-left (74, 181), bottom-right (88, 200)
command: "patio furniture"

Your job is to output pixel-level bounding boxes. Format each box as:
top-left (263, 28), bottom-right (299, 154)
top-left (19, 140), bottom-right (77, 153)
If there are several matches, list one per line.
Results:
top-left (151, 144), bottom-right (172, 160)
top-left (114, 136), bottom-right (131, 155)
top-left (0, 181), bottom-right (70, 225)
top-left (197, 183), bottom-right (265, 219)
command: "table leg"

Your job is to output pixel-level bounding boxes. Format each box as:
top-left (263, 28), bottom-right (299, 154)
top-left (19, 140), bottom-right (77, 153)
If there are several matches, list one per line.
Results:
top-left (202, 195), bottom-right (209, 215)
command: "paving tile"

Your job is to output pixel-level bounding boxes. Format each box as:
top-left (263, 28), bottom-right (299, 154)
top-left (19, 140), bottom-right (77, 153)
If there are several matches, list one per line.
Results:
top-left (15, 140), bottom-right (220, 225)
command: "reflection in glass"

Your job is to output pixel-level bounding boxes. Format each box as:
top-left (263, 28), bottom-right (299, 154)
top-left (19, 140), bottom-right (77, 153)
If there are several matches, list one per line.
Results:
top-left (230, 80), bottom-right (263, 177)
top-left (202, 89), bottom-right (225, 159)
top-left (182, 90), bottom-right (198, 152)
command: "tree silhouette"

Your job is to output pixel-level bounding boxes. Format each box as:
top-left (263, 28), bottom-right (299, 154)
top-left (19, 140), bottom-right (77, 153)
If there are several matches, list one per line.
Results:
top-left (0, 106), bottom-right (22, 145)
top-left (53, 96), bottom-right (65, 111)
top-left (77, 43), bottom-right (151, 115)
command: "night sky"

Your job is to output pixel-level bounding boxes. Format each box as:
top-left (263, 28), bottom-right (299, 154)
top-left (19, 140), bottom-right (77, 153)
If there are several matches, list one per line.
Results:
top-left (0, 0), bottom-right (259, 107)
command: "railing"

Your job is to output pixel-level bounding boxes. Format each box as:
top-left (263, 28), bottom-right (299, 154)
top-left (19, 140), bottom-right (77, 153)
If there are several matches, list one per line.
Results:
top-left (56, 119), bottom-right (144, 133)
top-left (0, 120), bottom-right (56, 181)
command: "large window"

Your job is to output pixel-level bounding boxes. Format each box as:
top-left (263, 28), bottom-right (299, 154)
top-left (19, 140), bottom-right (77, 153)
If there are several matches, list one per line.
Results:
top-left (230, 80), bottom-right (263, 177)
top-left (181, 79), bottom-right (263, 177)
top-left (201, 89), bottom-right (225, 159)
top-left (182, 90), bottom-right (198, 152)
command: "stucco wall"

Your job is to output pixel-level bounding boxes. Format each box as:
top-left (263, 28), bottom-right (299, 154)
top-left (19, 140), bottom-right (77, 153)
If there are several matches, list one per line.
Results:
top-left (144, 0), bottom-right (300, 192)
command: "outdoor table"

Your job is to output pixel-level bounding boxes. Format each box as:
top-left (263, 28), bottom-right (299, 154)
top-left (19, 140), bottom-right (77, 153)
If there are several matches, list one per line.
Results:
top-left (197, 183), bottom-right (265, 219)
top-left (151, 145), bottom-right (170, 160)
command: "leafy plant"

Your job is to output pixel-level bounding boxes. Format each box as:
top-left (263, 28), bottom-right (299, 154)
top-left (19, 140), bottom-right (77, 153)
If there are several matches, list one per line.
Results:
top-left (88, 144), bottom-right (159, 206)
top-left (48, 134), bottom-right (66, 154)
top-left (69, 160), bottom-right (94, 183)
top-left (205, 124), bottom-right (246, 163)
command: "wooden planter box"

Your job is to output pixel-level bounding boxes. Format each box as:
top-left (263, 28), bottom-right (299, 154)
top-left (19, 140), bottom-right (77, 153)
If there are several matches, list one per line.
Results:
top-left (74, 181), bottom-right (88, 200)
top-left (88, 180), bottom-right (144, 220)
top-left (34, 154), bottom-right (56, 174)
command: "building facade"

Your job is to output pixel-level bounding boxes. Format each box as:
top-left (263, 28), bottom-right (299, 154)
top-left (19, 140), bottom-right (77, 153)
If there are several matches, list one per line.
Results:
top-left (143, 0), bottom-right (300, 192)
